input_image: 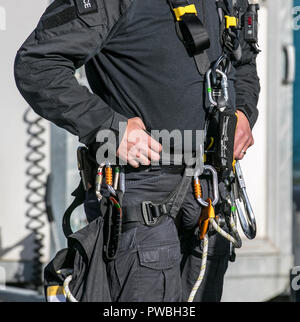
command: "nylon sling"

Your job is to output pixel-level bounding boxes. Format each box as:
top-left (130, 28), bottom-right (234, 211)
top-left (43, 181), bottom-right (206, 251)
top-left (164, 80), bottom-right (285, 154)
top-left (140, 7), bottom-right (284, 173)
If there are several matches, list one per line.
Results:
top-left (167, 0), bottom-right (211, 76)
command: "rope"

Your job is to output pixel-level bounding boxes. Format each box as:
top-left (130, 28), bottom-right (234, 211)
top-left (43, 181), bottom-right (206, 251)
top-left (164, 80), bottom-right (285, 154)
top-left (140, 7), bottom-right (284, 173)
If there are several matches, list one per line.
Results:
top-left (210, 216), bottom-right (242, 248)
top-left (188, 210), bottom-right (242, 301)
top-left (63, 274), bottom-right (78, 302)
top-left (188, 234), bottom-right (209, 302)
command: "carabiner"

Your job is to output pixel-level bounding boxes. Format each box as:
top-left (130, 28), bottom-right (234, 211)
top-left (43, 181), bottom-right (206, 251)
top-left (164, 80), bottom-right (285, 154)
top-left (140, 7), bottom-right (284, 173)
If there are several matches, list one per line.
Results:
top-left (206, 68), bottom-right (229, 111)
top-left (233, 161), bottom-right (257, 239)
top-left (194, 164), bottom-right (219, 207)
top-left (95, 161), bottom-right (117, 201)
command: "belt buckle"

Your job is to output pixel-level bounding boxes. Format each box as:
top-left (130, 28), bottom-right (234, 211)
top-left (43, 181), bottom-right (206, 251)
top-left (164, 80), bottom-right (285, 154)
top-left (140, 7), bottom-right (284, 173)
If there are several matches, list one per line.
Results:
top-left (142, 201), bottom-right (163, 227)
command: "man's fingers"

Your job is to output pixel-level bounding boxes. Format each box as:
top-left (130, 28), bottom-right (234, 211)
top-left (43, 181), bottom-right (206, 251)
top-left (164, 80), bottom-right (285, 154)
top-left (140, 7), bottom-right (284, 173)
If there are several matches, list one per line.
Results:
top-left (234, 138), bottom-right (247, 160)
top-left (136, 152), bottom-right (151, 166)
top-left (127, 158), bottom-right (140, 168)
top-left (137, 130), bottom-right (162, 161)
top-left (147, 134), bottom-right (162, 154)
top-left (138, 143), bottom-right (161, 162)
top-left (235, 136), bottom-right (254, 160)
top-left (117, 117), bottom-right (162, 166)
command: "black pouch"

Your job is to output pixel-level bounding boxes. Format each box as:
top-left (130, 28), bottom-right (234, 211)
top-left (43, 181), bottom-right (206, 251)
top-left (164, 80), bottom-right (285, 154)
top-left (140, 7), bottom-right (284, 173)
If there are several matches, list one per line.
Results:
top-left (44, 216), bottom-right (111, 302)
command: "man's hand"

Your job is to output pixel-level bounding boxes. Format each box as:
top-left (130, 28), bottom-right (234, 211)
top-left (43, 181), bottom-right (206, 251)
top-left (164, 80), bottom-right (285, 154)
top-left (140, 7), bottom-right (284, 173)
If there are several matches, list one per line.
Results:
top-left (117, 117), bottom-right (162, 168)
top-left (234, 110), bottom-right (254, 160)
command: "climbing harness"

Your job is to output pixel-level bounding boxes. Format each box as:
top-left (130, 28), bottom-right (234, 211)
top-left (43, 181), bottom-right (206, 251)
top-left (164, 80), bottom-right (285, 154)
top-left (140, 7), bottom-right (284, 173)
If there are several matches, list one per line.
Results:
top-left (52, 0), bottom-right (261, 303)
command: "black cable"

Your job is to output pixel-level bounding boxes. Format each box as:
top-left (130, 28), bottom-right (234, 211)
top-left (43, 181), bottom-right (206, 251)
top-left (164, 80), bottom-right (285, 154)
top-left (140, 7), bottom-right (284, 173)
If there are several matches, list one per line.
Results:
top-left (23, 107), bottom-right (47, 289)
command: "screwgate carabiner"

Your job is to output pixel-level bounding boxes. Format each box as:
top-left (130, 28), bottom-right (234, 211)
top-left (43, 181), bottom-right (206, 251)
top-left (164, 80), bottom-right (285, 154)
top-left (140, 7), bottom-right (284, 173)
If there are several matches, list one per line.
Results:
top-left (206, 68), bottom-right (229, 111)
top-left (95, 161), bottom-right (117, 201)
top-left (194, 164), bottom-right (219, 207)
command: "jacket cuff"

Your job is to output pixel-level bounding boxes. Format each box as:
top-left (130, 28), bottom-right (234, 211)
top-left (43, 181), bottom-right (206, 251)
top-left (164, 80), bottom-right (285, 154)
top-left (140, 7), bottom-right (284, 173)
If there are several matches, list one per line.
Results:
top-left (236, 104), bottom-right (258, 130)
top-left (79, 111), bottom-right (128, 145)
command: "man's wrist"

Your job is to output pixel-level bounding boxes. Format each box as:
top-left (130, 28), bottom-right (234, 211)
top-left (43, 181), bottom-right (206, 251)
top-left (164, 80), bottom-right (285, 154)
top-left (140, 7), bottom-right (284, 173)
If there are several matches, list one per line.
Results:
top-left (236, 106), bottom-right (253, 128)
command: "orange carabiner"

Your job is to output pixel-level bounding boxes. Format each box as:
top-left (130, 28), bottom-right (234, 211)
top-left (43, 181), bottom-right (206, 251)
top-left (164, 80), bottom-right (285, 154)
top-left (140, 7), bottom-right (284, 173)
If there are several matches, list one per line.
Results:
top-left (198, 198), bottom-right (216, 240)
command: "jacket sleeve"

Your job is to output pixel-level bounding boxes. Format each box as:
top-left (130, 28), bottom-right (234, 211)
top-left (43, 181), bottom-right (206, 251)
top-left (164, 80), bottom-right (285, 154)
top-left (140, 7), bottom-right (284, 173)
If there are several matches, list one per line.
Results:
top-left (234, 1), bottom-right (261, 129)
top-left (234, 54), bottom-right (260, 129)
top-left (14, 0), bottom-right (131, 145)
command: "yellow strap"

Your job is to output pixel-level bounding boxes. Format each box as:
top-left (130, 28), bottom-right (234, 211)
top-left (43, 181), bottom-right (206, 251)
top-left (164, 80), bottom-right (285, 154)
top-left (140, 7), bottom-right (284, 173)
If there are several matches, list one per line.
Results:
top-left (47, 285), bottom-right (66, 297)
top-left (173, 4), bottom-right (197, 21)
top-left (225, 15), bottom-right (238, 29)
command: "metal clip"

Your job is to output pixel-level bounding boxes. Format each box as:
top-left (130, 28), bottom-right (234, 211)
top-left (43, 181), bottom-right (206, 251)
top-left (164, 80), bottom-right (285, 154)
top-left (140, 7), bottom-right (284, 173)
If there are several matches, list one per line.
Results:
top-left (233, 161), bottom-right (257, 239)
top-left (95, 161), bottom-right (117, 201)
top-left (194, 164), bottom-right (219, 207)
top-left (206, 68), bottom-right (229, 112)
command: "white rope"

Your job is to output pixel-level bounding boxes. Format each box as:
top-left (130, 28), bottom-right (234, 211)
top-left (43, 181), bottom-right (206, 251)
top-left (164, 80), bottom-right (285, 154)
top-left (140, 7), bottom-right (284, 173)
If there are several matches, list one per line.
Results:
top-left (210, 216), bottom-right (242, 248)
top-left (187, 213), bottom-right (242, 302)
top-left (188, 234), bottom-right (209, 302)
top-left (63, 275), bottom-right (78, 302)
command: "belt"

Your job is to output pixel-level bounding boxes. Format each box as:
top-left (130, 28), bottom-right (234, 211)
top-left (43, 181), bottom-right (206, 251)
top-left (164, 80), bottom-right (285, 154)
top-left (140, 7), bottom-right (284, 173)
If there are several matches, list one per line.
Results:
top-left (121, 198), bottom-right (176, 233)
top-left (123, 164), bottom-right (186, 174)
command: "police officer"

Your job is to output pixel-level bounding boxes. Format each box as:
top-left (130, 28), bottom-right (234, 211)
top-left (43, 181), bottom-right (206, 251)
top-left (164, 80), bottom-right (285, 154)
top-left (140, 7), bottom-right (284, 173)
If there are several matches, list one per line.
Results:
top-left (15, 0), bottom-right (260, 302)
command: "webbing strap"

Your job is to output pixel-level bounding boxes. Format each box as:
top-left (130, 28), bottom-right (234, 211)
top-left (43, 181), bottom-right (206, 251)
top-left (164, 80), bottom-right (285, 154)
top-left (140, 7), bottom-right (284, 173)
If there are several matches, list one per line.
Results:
top-left (168, 0), bottom-right (211, 76)
top-left (122, 166), bottom-right (193, 226)
top-left (62, 180), bottom-right (86, 238)
top-left (169, 166), bottom-right (193, 218)
top-left (194, 53), bottom-right (211, 78)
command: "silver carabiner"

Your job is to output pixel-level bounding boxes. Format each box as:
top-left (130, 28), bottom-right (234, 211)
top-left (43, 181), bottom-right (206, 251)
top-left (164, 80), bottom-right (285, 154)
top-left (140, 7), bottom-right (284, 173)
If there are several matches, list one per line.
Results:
top-left (194, 164), bottom-right (219, 207)
top-left (206, 69), bottom-right (218, 107)
top-left (233, 161), bottom-right (257, 239)
top-left (206, 68), bottom-right (229, 111)
top-left (95, 161), bottom-right (117, 200)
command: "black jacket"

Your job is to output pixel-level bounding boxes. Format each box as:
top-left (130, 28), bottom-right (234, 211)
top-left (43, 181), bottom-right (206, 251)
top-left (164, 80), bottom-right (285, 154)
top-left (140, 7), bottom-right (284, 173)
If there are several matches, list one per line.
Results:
top-left (14, 0), bottom-right (260, 146)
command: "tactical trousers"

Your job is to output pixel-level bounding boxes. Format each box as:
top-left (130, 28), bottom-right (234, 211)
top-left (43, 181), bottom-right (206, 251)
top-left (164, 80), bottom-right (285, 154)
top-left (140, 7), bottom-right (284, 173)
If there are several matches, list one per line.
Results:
top-left (84, 167), bottom-right (230, 302)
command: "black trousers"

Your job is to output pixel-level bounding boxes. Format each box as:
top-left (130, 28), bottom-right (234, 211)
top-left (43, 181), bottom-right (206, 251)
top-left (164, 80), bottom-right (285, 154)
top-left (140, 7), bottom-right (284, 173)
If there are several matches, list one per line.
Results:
top-left (84, 167), bottom-right (230, 302)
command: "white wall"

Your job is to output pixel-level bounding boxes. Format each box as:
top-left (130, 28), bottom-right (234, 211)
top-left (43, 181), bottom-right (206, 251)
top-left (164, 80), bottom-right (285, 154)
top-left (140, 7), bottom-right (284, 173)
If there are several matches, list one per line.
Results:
top-left (0, 0), bottom-right (50, 281)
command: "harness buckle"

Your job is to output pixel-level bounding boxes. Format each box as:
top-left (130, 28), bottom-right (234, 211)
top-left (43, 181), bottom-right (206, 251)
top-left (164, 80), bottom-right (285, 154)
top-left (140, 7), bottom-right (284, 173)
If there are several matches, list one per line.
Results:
top-left (142, 201), bottom-right (168, 226)
top-left (173, 4), bottom-right (197, 21)
top-left (224, 15), bottom-right (238, 29)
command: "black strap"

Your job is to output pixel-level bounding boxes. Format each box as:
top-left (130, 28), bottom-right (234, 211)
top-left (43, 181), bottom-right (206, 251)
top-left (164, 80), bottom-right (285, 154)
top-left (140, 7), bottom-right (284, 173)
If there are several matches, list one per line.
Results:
top-left (168, 0), bottom-right (211, 76)
top-left (177, 13), bottom-right (210, 56)
top-left (194, 53), bottom-right (211, 77)
top-left (122, 166), bottom-right (192, 227)
top-left (169, 166), bottom-right (193, 218)
top-left (62, 180), bottom-right (86, 238)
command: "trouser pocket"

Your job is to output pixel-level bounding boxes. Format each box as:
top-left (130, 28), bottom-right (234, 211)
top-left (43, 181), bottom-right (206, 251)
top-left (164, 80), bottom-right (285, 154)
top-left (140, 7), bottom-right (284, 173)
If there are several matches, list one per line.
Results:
top-left (135, 242), bottom-right (182, 302)
top-left (107, 241), bottom-right (182, 302)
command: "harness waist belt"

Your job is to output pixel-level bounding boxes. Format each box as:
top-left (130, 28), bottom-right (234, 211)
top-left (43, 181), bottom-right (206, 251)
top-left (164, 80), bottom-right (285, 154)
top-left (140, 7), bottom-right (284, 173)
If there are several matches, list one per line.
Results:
top-left (122, 198), bottom-right (175, 230)
top-left (123, 164), bottom-right (186, 174)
